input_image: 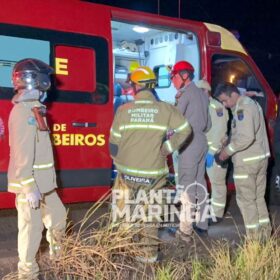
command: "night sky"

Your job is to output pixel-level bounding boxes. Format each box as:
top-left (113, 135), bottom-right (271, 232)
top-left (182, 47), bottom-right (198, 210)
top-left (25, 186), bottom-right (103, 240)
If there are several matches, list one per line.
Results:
top-left (86, 0), bottom-right (280, 93)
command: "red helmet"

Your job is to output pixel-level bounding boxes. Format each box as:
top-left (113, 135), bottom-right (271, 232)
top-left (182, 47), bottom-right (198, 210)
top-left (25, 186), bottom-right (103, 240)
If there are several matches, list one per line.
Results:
top-left (171, 61), bottom-right (194, 76)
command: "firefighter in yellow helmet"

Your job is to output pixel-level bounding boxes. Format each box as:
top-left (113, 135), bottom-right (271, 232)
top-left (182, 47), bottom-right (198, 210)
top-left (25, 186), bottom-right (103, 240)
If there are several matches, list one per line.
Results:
top-left (110, 66), bottom-right (192, 263)
top-left (215, 82), bottom-right (271, 241)
top-left (125, 60), bottom-right (140, 84)
top-left (196, 80), bottom-right (229, 223)
top-left (8, 58), bottom-right (66, 279)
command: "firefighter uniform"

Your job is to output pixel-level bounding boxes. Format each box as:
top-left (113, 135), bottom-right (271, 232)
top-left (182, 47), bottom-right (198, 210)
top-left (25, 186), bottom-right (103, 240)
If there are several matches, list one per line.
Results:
top-left (110, 89), bottom-right (191, 261)
top-left (224, 95), bottom-right (271, 239)
top-left (206, 97), bottom-right (229, 218)
top-left (176, 81), bottom-right (210, 234)
top-left (8, 99), bottom-right (66, 279)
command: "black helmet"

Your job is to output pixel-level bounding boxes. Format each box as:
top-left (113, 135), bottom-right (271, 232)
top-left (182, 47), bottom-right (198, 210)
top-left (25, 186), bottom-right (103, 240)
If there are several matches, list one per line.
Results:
top-left (12, 58), bottom-right (53, 91)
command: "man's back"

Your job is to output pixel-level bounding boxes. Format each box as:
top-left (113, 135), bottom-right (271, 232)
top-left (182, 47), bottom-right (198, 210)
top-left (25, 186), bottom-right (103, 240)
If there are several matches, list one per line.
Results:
top-left (110, 89), bottom-right (191, 176)
top-left (177, 82), bottom-right (209, 136)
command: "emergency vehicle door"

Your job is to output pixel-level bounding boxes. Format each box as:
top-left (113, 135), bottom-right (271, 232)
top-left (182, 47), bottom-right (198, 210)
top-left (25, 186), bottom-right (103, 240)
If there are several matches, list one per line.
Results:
top-left (0, 23), bottom-right (112, 206)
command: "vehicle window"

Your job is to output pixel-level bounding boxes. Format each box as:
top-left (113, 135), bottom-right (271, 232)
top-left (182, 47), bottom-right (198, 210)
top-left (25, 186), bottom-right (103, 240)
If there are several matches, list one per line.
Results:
top-left (115, 65), bottom-right (128, 81)
top-left (0, 35), bottom-right (50, 99)
top-left (211, 54), bottom-right (266, 111)
top-left (0, 24), bottom-right (109, 104)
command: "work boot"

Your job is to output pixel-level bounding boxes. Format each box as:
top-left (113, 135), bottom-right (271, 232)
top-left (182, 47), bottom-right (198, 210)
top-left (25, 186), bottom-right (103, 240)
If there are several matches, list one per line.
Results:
top-left (259, 224), bottom-right (272, 244)
top-left (18, 261), bottom-right (39, 280)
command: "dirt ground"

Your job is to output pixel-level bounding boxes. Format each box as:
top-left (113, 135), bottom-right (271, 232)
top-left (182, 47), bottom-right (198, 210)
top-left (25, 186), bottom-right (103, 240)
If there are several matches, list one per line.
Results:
top-left (0, 193), bottom-right (279, 279)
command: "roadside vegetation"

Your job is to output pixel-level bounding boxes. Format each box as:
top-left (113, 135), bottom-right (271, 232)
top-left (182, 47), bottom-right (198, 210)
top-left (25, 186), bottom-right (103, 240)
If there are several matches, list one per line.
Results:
top-left (3, 200), bottom-right (280, 280)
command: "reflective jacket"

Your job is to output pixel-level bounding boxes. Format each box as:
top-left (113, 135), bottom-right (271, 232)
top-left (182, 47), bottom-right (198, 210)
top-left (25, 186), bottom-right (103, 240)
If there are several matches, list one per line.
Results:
top-left (206, 97), bottom-right (228, 154)
top-left (8, 99), bottom-right (57, 194)
top-left (225, 96), bottom-right (270, 166)
top-left (109, 89), bottom-right (191, 180)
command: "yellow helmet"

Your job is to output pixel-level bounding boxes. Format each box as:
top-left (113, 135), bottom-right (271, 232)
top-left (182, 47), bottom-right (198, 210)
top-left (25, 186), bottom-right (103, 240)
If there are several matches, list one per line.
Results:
top-left (130, 66), bottom-right (156, 88)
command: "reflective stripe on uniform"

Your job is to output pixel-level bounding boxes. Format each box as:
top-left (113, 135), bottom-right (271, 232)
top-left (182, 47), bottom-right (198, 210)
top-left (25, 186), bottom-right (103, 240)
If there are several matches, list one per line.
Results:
top-left (165, 140), bottom-right (173, 153)
top-left (33, 162), bottom-right (54, 169)
top-left (210, 103), bottom-right (216, 109)
top-left (116, 163), bottom-right (168, 176)
top-left (211, 200), bottom-right (225, 207)
top-left (233, 174), bottom-right (249, 179)
top-left (208, 141), bottom-right (213, 145)
top-left (17, 198), bottom-right (27, 204)
top-left (243, 153), bottom-right (270, 162)
top-left (209, 145), bottom-right (218, 152)
top-left (135, 100), bottom-right (153, 104)
top-left (228, 144), bottom-right (235, 152)
top-left (8, 182), bottom-right (21, 189)
top-left (174, 121), bottom-right (189, 132)
top-left (245, 223), bottom-right (259, 229)
top-left (119, 124), bottom-right (167, 131)
top-left (110, 128), bottom-right (122, 138)
top-left (21, 177), bottom-right (35, 185)
top-left (259, 218), bottom-right (270, 224)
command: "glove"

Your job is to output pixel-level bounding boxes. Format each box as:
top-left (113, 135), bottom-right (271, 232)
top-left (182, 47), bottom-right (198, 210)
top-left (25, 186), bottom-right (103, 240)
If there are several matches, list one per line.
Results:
top-left (214, 152), bottom-right (228, 168)
top-left (26, 189), bottom-right (42, 209)
top-left (205, 153), bottom-right (214, 168)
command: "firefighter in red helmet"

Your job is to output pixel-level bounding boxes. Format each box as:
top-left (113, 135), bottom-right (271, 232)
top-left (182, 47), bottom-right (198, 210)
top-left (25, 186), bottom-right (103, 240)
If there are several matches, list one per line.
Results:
top-left (170, 61), bottom-right (211, 241)
top-left (171, 61), bottom-right (194, 93)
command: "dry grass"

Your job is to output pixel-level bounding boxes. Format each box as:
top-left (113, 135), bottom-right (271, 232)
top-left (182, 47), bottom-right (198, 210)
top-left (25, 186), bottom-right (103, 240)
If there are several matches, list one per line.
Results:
top-left (3, 198), bottom-right (280, 280)
top-left (191, 235), bottom-right (280, 280)
top-left (42, 198), bottom-right (160, 280)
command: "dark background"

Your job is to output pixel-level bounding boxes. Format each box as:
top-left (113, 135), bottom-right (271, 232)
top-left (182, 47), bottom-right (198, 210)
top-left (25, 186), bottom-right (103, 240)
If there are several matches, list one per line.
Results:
top-left (85, 0), bottom-right (280, 93)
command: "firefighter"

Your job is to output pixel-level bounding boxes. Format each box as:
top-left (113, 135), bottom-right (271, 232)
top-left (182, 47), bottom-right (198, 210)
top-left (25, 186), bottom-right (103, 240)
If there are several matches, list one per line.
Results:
top-left (110, 66), bottom-right (192, 263)
top-left (196, 80), bottom-right (229, 223)
top-left (215, 82), bottom-right (271, 241)
top-left (8, 58), bottom-right (66, 279)
top-left (170, 61), bottom-right (210, 239)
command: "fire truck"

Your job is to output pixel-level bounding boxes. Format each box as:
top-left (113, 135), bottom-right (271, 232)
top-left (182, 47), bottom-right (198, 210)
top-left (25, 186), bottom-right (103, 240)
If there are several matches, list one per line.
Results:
top-left (0, 0), bottom-right (277, 208)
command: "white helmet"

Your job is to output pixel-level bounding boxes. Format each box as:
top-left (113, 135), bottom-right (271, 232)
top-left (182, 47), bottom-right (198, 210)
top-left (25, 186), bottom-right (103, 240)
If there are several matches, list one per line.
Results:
top-left (12, 58), bottom-right (53, 91)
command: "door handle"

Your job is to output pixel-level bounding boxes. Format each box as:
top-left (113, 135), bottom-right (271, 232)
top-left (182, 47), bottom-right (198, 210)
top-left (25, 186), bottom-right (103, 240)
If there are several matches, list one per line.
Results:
top-left (72, 122), bottom-right (97, 128)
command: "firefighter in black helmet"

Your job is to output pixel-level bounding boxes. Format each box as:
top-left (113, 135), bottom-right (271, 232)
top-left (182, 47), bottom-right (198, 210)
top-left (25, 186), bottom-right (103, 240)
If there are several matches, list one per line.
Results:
top-left (8, 58), bottom-right (66, 279)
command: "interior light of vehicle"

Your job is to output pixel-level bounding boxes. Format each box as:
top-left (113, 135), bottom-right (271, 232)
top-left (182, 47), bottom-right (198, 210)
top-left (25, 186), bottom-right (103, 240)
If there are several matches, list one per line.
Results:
top-left (133, 26), bottom-right (149, 33)
top-left (230, 74), bottom-right (235, 83)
